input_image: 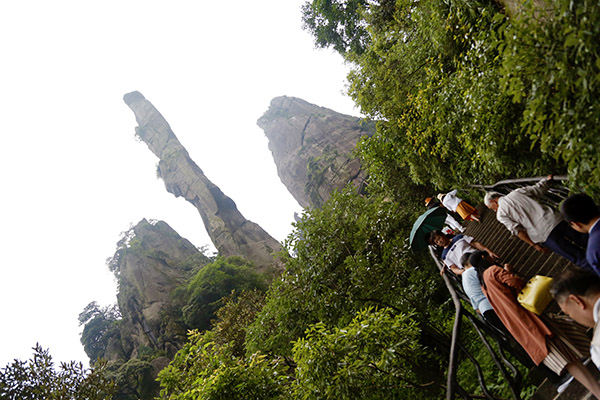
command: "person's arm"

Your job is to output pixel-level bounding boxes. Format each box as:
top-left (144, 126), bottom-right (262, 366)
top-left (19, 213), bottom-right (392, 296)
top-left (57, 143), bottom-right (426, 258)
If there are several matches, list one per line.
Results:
top-left (441, 264), bottom-right (463, 276)
top-left (494, 266), bottom-right (524, 291)
top-left (520, 175), bottom-right (553, 198)
top-left (496, 207), bottom-right (525, 237)
top-left (449, 264), bottom-right (464, 275)
top-left (516, 230), bottom-right (550, 253)
top-left (471, 240), bottom-right (500, 260)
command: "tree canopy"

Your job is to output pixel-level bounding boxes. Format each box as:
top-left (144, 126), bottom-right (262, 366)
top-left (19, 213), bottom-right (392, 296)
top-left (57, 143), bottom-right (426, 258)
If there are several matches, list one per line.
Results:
top-left (0, 345), bottom-right (116, 400)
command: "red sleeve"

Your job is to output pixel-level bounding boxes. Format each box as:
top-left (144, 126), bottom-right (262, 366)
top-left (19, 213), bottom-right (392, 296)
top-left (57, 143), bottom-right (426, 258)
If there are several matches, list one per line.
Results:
top-left (491, 266), bottom-right (524, 291)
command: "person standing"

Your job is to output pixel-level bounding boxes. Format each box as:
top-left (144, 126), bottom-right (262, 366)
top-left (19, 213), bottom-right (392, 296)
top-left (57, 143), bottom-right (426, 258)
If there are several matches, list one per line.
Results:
top-left (438, 190), bottom-right (481, 222)
top-left (561, 193), bottom-right (600, 275)
top-left (425, 230), bottom-right (498, 275)
top-left (484, 176), bottom-right (590, 270)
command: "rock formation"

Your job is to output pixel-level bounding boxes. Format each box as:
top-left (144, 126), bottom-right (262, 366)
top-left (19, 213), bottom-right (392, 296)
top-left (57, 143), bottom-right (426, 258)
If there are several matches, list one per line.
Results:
top-left (111, 219), bottom-right (205, 359)
top-left (124, 91), bottom-right (283, 274)
top-left (91, 219), bottom-right (210, 398)
top-left (257, 96), bottom-right (375, 208)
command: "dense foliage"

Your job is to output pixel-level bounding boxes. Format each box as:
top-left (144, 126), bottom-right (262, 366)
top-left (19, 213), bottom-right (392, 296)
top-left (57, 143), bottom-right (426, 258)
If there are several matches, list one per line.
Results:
top-left (495, 1), bottom-right (600, 194)
top-left (15, 1), bottom-right (600, 398)
top-left (154, 0), bottom-right (600, 398)
top-left (181, 256), bottom-right (268, 331)
top-left (154, 189), bottom-right (450, 398)
top-left (302, 0), bottom-right (600, 195)
top-left (0, 345), bottom-right (116, 400)
top-left (291, 307), bottom-right (440, 399)
top-left (246, 190), bottom-right (446, 360)
top-left (157, 330), bottom-right (290, 400)
top-left (78, 302), bottom-right (121, 363)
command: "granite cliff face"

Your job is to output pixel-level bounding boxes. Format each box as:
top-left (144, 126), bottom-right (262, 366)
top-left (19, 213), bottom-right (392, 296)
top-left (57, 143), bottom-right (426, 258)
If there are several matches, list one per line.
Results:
top-left (93, 219), bottom-right (210, 398)
top-left (257, 96), bottom-right (374, 208)
top-left (123, 91), bottom-right (283, 274)
top-left (112, 219), bottom-right (205, 359)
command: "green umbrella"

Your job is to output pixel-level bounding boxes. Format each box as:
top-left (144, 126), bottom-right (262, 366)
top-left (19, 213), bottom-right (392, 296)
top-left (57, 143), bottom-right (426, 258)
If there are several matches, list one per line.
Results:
top-left (409, 206), bottom-right (448, 251)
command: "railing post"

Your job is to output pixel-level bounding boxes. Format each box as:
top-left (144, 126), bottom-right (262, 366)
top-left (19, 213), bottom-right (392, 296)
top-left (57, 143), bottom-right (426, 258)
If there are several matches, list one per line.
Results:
top-left (430, 247), bottom-right (464, 400)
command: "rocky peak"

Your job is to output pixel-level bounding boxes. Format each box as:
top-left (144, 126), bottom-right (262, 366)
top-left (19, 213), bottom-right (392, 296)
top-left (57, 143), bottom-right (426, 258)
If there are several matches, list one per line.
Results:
top-left (257, 96), bottom-right (375, 208)
top-left (111, 219), bottom-right (206, 359)
top-left (124, 91), bottom-right (283, 274)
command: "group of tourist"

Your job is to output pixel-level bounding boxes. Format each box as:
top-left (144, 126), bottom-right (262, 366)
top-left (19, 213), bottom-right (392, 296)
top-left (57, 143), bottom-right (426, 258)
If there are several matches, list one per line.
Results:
top-left (425, 176), bottom-right (600, 397)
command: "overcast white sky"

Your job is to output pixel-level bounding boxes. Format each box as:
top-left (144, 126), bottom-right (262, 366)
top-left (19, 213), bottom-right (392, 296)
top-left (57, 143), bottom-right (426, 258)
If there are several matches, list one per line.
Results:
top-left (0, 1), bottom-right (358, 367)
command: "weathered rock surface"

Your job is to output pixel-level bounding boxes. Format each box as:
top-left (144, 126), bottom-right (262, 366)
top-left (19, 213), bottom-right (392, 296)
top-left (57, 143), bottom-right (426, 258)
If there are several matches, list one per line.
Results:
top-left (112, 219), bottom-right (206, 360)
top-left (257, 96), bottom-right (375, 208)
top-left (124, 91), bottom-right (283, 274)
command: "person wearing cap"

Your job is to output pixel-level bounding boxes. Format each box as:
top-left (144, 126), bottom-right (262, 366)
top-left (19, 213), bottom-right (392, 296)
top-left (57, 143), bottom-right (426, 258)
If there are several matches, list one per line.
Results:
top-left (560, 193), bottom-right (600, 276)
top-left (437, 190), bottom-right (481, 222)
top-left (425, 197), bottom-right (465, 233)
top-left (484, 176), bottom-right (590, 270)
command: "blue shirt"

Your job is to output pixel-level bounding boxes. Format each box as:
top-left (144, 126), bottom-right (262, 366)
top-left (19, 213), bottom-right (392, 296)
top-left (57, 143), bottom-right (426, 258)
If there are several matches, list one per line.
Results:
top-left (588, 220), bottom-right (600, 276)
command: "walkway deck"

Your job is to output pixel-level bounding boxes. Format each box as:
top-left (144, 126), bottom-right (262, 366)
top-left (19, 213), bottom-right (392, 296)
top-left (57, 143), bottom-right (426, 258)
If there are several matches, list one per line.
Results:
top-left (459, 204), bottom-right (597, 400)
top-left (463, 205), bottom-right (575, 281)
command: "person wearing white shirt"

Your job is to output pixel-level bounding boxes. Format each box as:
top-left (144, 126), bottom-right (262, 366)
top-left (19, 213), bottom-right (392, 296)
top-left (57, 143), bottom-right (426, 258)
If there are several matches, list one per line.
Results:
top-left (552, 269), bottom-right (600, 370)
top-left (438, 189), bottom-right (481, 222)
top-left (425, 230), bottom-right (499, 275)
top-left (484, 176), bottom-right (590, 270)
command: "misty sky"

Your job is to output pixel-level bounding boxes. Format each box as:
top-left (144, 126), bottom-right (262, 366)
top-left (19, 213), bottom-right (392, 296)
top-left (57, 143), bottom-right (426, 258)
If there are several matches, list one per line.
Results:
top-left (0, 0), bottom-right (358, 367)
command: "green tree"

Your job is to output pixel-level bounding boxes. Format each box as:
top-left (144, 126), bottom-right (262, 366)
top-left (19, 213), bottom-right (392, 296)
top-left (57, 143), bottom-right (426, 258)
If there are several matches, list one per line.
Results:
top-left (0, 344), bottom-right (116, 400)
top-left (304, 0), bottom-right (599, 194)
top-left (211, 290), bottom-right (266, 358)
top-left (157, 331), bottom-right (290, 400)
top-left (182, 256), bottom-right (268, 331)
top-left (292, 307), bottom-right (443, 399)
top-left (106, 358), bottom-right (156, 400)
top-left (348, 0), bottom-right (559, 190)
top-left (246, 189), bottom-right (448, 383)
top-left (78, 302), bottom-right (121, 363)
top-left (301, 0), bottom-right (370, 55)
top-left (494, 0), bottom-right (600, 194)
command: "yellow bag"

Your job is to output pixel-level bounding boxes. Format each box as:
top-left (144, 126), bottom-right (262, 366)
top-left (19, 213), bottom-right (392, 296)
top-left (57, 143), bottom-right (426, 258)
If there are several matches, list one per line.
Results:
top-left (517, 275), bottom-right (554, 315)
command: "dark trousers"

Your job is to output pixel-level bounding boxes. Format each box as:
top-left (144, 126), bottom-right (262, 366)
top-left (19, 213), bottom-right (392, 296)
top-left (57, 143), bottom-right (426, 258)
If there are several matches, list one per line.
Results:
top-left (543, 221), bottom-right (590, 270)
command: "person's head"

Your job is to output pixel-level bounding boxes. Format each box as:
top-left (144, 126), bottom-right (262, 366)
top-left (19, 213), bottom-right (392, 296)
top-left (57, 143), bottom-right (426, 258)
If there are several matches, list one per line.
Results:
top-left (469, 251), bottom-right (493, 288)
top-left (425, 230), bottom-right (450, 247)
top-left (551, 268), bottom-right (600, 328)
top-left (425, 197), bottom-right (440, 209)
top-left (560, 193), bottom-right (600, 233)
top-left (460, 252), bottom-right (473, 269)
top-left (484, 192), bottom-right (503, 212)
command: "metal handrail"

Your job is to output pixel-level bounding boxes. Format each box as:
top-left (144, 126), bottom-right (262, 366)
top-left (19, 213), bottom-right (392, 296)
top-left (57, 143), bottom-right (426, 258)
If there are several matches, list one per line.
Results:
top-left (470, 175), bottom-right (570, 208)
top-left (430, 247), bottom-right (522, 400)
top-left (469, 175), bottom-right (568, 191)
top-left (439, 176), bottom-right (576, 399)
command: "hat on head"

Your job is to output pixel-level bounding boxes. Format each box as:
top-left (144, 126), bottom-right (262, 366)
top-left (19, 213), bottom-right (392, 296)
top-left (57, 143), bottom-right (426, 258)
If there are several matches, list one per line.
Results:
top-left (437, 193), bottom-right (445, 202)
